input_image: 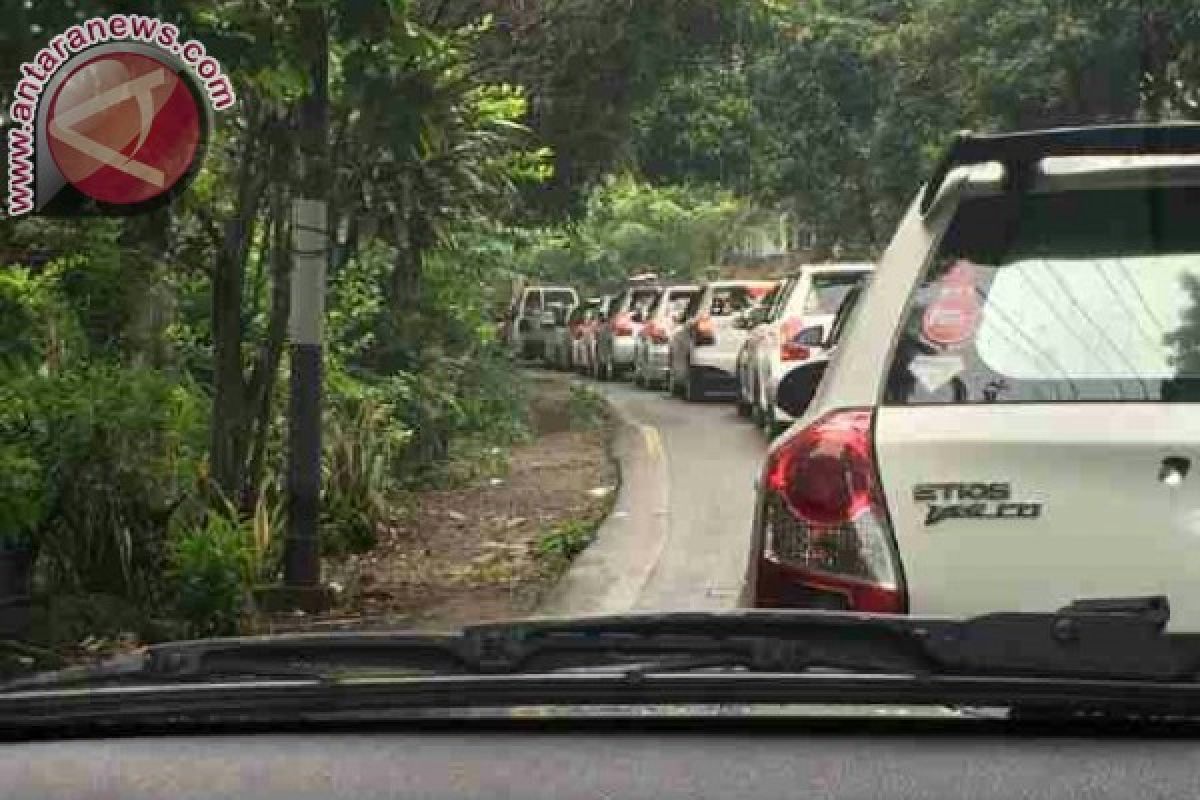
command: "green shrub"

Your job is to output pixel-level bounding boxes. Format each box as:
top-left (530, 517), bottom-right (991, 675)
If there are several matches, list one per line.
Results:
top-left (567, 384), bottom-right (607, 430)
top-left (321, 368), bottom-right (411, 555)
top-left (167, 508), bottom-right (253, 638)
top-left (535, 519), bottom-right (598, 565)
top-left (2, 363), bottom-right (207, 604)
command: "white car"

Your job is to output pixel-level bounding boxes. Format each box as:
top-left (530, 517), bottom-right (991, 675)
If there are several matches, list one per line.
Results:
top-left (745, 123), bottom-right (1200, 630)
top-left (506, 285), bottom-right (579, 360)
top-left (632, 284), bottom-right (700, 389)
top-left (668, 279), bottom-right (776, 401)
top-left (735, 263), bottom-right (872, 436)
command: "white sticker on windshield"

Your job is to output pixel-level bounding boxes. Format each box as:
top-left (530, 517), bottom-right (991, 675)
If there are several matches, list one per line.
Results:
top-left (909, 354), bottom-right (964, 393)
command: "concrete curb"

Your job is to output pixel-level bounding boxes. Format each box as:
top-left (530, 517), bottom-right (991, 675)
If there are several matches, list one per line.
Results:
top-left (537, 383), bottom-right (670, 617)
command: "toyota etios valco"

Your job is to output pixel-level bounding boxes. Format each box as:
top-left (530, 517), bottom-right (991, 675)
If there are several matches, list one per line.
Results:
top-left (746, 124), bottom-right (1200, 631)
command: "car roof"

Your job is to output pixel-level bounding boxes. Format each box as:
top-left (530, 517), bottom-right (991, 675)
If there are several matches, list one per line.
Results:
top-left (782, 262), bottom-right (874, 277)
top-left (930, 156), bottom-right (1200, 216)
top-left (707, 279), bottom-right (777, 288)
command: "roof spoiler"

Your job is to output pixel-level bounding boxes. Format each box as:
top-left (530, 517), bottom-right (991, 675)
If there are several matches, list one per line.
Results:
top-left (919, 123), bottom-right (1200, 216)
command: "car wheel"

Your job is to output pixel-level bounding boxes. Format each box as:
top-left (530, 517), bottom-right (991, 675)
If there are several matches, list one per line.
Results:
top-left (762, 402), bottom-right (785, 440)
top-left (735, 386), bottom-right (753, 418)
top-left (752, 377), bottom-right (768, 426)
top-left (683, 366), bottom-right (705, 402)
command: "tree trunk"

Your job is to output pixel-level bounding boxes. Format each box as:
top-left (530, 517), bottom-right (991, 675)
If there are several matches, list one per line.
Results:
top-left (246, 181), bottom-right (292, 496)
top-left (210, 125), bottom-right (265, 498)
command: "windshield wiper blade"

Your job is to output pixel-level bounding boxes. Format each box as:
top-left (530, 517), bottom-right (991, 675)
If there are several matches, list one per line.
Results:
top-left (6, 596), bottom-right (1200, 693)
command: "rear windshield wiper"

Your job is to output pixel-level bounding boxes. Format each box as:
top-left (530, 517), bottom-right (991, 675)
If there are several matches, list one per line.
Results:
top-left (5, 595), bottom-right (1199, 693)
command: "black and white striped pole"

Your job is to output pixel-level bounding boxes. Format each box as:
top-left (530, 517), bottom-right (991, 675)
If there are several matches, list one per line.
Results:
top-left (284, 195), bottom-right (325, 592)
top-left (281, 3), bottom-right (329, 604)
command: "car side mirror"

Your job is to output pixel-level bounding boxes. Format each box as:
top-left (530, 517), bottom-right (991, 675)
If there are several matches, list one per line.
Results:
top-left (775, 358), bottom-right (830, 419)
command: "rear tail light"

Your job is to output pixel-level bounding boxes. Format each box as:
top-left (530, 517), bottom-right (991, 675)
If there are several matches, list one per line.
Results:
top-left (693, 314), bottom-right (716, 346)
top-left (612, 312), bottom-right (634, 337)
top-left (643, 321), bottom-right (670, 345)
top-left (780, 317), bottom-right (821, 362)
top-left (757, 408), bottom-right (906, 613)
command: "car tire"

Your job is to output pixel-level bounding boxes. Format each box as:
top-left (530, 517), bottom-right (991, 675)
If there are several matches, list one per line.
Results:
top-left (736, 390), bottom-right (753, 418)
top-left (762, 403), bottom-right (785, 440)
top-left (683, 367), bottom-right (706, 402)
top-left (751, 378), bottom-right (767, 426)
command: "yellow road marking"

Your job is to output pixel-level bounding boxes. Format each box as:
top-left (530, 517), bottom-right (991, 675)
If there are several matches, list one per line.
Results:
top-left (641, 424), bottom-right (663, 461)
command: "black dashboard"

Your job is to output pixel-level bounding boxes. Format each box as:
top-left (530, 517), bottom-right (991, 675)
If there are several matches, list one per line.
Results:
top-left (4, 720), bottom-right (1200, 799)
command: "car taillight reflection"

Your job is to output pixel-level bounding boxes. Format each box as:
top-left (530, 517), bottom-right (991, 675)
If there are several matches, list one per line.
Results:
top-left (693, 314), bottom-right (716, 346)
top-left (642, 321), bottom-right (670, 344)
top-left (754, 408), bottom-right (906, 613)
top-left (780, 317), bottom-right (820, 362)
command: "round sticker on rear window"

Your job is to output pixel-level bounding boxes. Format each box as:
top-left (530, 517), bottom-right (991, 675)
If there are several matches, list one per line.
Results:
top-left (921, 260), bottom-right (981, 348)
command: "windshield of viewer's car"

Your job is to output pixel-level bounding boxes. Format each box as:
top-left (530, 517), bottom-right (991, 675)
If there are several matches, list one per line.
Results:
top-left (4, 0), bottom-right (1200, 716)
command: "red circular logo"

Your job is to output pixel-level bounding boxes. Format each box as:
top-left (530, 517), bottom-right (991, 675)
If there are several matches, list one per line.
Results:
top-left (921, 260), bottom-right (982, 347)
top-left (46, 51), bottom-right (202, 206)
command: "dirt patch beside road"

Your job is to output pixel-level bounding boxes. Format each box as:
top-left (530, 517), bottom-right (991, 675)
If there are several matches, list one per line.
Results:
top-left (260, 372), bottom-right (616, 633)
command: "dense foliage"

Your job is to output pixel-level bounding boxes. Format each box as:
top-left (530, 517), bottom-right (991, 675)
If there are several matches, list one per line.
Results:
top-left (2, 0), bottom-right (1197, 639)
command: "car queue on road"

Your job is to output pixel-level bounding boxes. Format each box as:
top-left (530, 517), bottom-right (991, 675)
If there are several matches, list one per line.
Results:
top-left (512, 268), bottom-right (859, 444)
top-left (505, 123), bottom-right (1200, 632)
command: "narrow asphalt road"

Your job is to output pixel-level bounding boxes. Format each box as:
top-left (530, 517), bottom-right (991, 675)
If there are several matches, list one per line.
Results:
top-left (541, 375), bottom-right (768, 615)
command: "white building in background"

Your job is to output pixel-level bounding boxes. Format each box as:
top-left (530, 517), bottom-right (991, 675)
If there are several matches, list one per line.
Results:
top-left (726, 210), bottom-right (818, 264)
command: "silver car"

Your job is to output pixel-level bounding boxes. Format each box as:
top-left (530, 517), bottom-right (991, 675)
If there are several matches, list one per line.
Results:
top-left (595, 284), bottom-right (662, 381)
top-left (579, 295), bottom-right (612, 377)
top-left (668, 279), bottom-right (777, 401)
top-left (735, 264), bottom-right (872, 436)
top-left (632, 284), bottom-right (699, 389)
top-left (541, 301), bottom-right (578, 370)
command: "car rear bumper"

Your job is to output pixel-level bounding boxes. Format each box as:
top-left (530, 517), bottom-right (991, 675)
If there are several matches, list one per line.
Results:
top-left (643, 343), bottom-right (670, 370)
top-left (690, 347), bottom-right (738, 377)
top-left (611, 336), bottom-right (637, 365)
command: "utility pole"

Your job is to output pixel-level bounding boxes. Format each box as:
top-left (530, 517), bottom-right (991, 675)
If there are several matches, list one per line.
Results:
top-left (281, 2), bottom-right (329, 605)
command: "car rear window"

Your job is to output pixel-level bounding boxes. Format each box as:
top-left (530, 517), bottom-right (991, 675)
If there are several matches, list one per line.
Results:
top-left (666, 289), bottom-right (698, 319)
top-left (630, 288), bottom-right (660, 312)
top-left (884, 187), bottom-right (1200, 404)
top-left (544, 289), bottom-right (575, 307)
top-left (709, 284), bottom-right (772, 317)
top-left (801, 273), bottom-right (869, 315)
top-left (649, 287), bottom-right (697, 316)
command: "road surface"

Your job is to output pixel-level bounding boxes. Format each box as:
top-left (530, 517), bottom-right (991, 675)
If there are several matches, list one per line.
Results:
top-left (541, 378), bottom-right (767, 616)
